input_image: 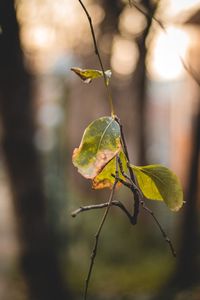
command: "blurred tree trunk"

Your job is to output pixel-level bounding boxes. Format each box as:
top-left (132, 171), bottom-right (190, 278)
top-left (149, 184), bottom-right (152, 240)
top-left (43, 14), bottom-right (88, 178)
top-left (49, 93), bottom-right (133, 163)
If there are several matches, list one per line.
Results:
top-left (153, 97), bottom-right (200, 300)
top-left (99, 0), bottom-right (124, 64)
top-left (173, 100), bottom-right (200, 288)
top-left (133, 0), bottom-right (159, 165)
top-left (101, 0), bottom-right (123, 28)
top-left (0, 1), bottom-right (69, 299)
top-left (99, 0), bottom-right (159, 164)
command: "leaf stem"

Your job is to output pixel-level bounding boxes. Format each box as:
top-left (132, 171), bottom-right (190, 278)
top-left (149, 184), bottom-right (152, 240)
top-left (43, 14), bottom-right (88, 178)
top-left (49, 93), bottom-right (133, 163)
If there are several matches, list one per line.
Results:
top-left (78, 0), bottom-right (115, 116)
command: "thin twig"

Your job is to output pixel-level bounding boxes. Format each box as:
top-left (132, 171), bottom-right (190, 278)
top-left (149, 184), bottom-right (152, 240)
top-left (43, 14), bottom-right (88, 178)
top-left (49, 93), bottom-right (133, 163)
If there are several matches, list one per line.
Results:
top-left (140, 199), bottom-right (177, 257)
top-left (130, 0), bottom-right (166, 31)
top-left (130, 0), bottom-right (200, 91)
top-left (78, 0), bottom-right (114, 116)
top-left (111, 173), bottom-right (132, 189)
top-left (115, 117), bottom-right (136, 183)
top-left (117, 155), bottom-right (132, 184)
top-left (111, 173), bottom-right (176, 256)
top-left (180, 56), bottom-right (200, 87)
top-left (71, 202), bottom-right (112, 217)
top-left (111, 172), bottom-right (141, 197)
top-left (113, 2), bottom-right (176, 256)
top-left (117, 156), bottom-right (141, 194)
top-left (115, 116), bottom-right (140, 224)
top-left (71, 200), bottom-right (133, 223)
top-left (83, 158), bottom-right (119, 300)
top-left (114, 173), bottom-right (176, 256)
top-left (111, 174), bottom-right (176, 257)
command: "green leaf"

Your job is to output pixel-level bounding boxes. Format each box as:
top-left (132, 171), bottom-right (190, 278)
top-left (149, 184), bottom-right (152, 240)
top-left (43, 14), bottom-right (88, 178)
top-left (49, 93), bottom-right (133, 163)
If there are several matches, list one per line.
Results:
top-left (132, 165), bottom-right (184, 212)
top-left (72, 116), bottom-right (121, 179)
top-left (92, 151), bottom-right (127, 189)
top-left (70, 67), bottom-right (112, 84)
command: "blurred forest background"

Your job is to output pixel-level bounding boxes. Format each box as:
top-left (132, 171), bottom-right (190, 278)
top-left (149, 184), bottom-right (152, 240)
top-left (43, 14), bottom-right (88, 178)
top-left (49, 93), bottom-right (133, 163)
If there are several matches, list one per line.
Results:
top-left (0, 0), bottom-right (200, 299)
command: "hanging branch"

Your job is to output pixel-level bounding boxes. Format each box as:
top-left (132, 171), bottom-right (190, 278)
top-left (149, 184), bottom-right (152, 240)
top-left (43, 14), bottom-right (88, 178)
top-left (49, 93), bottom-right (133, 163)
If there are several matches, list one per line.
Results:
top-left (78, 0), bottom-right (114, 116)
top-left (71, 1), bottom-right (184, 299)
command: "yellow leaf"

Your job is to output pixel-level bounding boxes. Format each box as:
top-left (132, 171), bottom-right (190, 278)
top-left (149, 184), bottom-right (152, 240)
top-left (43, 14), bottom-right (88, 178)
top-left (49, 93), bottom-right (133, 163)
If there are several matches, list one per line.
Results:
top-left (71, 67), bottom-right (112, 84)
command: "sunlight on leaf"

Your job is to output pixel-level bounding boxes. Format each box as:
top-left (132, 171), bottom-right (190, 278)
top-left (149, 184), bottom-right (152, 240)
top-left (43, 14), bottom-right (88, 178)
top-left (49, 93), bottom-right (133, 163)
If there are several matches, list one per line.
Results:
top-left (93, 151), bottom-right (127, 189)
top-left (132, 165), bottom-right (183, 211)
top-left (72, 116), bottom-right (121, 179)
top-left (71, 67), bottom-right (112, 84)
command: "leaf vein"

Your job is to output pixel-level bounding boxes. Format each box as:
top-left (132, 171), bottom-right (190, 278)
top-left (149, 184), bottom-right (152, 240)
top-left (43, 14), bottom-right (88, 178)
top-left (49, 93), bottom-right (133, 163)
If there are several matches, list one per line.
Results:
top-left (96, 118), bottom-right (115, 154)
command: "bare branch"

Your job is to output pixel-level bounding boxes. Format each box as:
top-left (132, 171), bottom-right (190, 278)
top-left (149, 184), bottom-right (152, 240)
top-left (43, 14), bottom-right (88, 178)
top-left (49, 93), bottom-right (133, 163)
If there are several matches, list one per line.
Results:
top-left (112, 172), bottom-right (176, 257)
top-left (180, 56), bottom-right (200, 87)
top-left (83, 158), bottom-right (119, 300)
top-left (130, 0), bottom-right (200, 90)
top-left (111, 173), bottom-right (132, 189)
top-left (71, 203), bottom-right (111, 217)
top-left (78, 0), bottom-right (114, 116)
top-left (130, 0), bottom-right (166, 31)
top-left (117, 155), bottom-right (132, 184)
top-left (71, 200), bottom-right (133, 223)
top-left (117, 156), bottom-right (142, 195)
top-left (115, 116), bottom-right (140, 224)
top-left (140, 199), bottom-right (177, 257)
top-left (78, 0), bottom-right (103, 69)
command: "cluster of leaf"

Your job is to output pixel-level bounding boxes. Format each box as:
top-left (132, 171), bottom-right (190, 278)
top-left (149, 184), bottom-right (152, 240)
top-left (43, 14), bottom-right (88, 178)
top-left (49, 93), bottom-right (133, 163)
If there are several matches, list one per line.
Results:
top-left (71, 68), bottom-right (183, 213)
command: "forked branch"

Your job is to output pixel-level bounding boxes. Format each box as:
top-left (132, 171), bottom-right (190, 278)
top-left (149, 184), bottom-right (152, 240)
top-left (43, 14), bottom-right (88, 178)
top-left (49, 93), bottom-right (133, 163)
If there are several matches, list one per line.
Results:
top-left (115, 116), bottom-right (140, 224)
top-left (111, 153), bottom-right (176, 257)
top-left (71, 200), bottom-right (133, 222)
top-left (113, 167), bottom-right (176, 257)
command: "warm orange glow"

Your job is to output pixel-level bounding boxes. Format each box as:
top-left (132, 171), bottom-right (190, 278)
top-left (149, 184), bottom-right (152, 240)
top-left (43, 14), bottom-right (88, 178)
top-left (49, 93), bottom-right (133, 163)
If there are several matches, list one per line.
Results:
top-left (17, 0), bottom-right (93, 72)
top-left (119, 6), bottom-right (146, 36)
top-left (16, 0), bottom-right (200, 77)
top-left (148, 26), bottom-right (190, 81)
top-left (21, 25), bottom-right (55, 50)
top-left (166, 0), bottom-right (200, 17)
top-left (111, 36), bottom-right (139, 76)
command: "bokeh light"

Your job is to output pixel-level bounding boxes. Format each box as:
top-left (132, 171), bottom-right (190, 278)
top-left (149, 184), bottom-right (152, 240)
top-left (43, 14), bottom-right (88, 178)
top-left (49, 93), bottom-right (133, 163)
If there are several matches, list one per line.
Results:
top-left (147, 26), bottom-right (190, 81)
top-left (111, 36), bottom-right (139, 76)
top-left (119, 6), bottom-right (146, 37)
top-left (166, 0), bottom-right (200, 17)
